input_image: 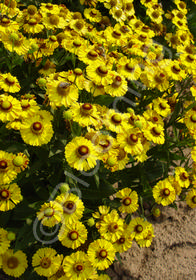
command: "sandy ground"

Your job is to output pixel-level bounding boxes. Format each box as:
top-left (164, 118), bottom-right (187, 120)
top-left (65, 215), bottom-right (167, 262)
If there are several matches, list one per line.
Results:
top-left (107, 201), bottom-right (196, 280)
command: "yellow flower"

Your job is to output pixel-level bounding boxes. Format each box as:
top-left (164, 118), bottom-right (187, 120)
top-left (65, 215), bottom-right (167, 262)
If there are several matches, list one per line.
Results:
top-left (32, 248), bottom-right (62, 277)
top-left (0, 95), bottom-right (22, 122)
top-left (55, 193), bottom-right (85, 224)
top-left (143, 122), bottom-right (165, 145)
top-left (98, 209), bottom-right (124, 242)
top-left (0, 16), bottom-right (19, 34)
top-left (165, 61), bottom-right (186, 81)
top-left (42, 14), bottom-right (66, 30)
top-left (136, 223), bottom-right (155, 247)
top-left (87, 239), bottom-right (116, 270)
top-left (23, 17), bottom-right (44, 34)
top-left (58, 221), bottom-right (88, 249)
top-left (37, 201), bottom-right (64, 227)
top-left (78, 46), bottom-right (103, 65)
top-left (20, 115), bottom-right (54, 146)
top-left (113, 225), bottom-right (133, 253)
top-left (116, 187), bottom-right (139, 214)
top-left (153, 178), bottom-right (176, 206)
top-left (127, 217), bottom-right (150, 240)
top-left (84, 8), bottom-right (102, 22)
top-left (0, 151), bottom-right (17, 185)
top-left (12, 152), bottom-right (29, 173)
top-left (2, 249), bottom-right (28, 278)
top-left (1, 31), bottom-right (29, 55)
top-left (103, 109), bottom-right (127, 133)
top-left (116, 57), bottom-right (141, 80)
top-left (69, 102), bottom-right (100, 127)
top-left (143, 109), bottom-right (164, 126)
top-left (63, 251), bottom-right (97, 279)
top-left (0, 183), bottom-right (22, 212)
top-left (0, 228), bottom-right (11, 254)
top-left (117, 127), bottom-right (144, 156)
top-left (92, 205), bottom-right (110, 229)
top-left (104, 72), bottom-right (128, 97)
top-left (175, 167), bottom-right (190, 188)
top-left (20, 98), bottom-right (40, 119)
top-left (86, 62), bottom-right (113, 86)
top-left (65, 137), bottom-right (99, 171)
top-left (46, 79), bottom-right (78, 109)
top-left (39, 3), bottom-right (60, 16)
top-left (152, 97), bottom-right (171, 117)
top-left (186, 188), bottom-right (196, 209)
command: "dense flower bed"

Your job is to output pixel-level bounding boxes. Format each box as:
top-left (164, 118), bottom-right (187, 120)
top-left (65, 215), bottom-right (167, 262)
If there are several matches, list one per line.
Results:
top-left (0, 0), bottom-right (196, 279)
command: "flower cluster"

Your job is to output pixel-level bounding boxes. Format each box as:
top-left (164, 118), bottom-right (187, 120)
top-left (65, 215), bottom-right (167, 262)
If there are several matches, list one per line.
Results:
top-left (0, 0), bottom-right (196, 279)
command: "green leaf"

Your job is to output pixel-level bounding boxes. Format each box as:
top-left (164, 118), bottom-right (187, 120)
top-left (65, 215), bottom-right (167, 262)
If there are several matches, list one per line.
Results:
top-left (93, 95), bottom-right (115, 106)
top-left (14, 224), bottom-right (36, 251)
top-left (115, 252), bottom-right (122, 264)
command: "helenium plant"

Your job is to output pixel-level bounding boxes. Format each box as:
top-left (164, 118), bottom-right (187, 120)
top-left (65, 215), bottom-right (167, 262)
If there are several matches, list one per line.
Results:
top-left (0, 0), bottom-right (196, 279)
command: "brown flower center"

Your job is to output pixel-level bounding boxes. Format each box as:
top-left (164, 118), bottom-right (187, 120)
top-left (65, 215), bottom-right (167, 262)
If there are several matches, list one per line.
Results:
top-left (0, 160), bottom-right (8, 170)
top-left (40, 257), bottom-right (51, 269)
top-left (31, 122), bottom-right (43, 134)
top-left (109, 222), bottom-right (119, 232)
top-left (77, 145), bottom-right (89, 157)
top-left (0, 100), bottom-right (12, 111)
top-left (159, 102), bottom-right (166, 110)
top-left (0, 189), bottom-right (10, 200)
top-left (97, 66), bottom-right (108, 77)
top-left (186, 55), bottom-right (194, 63)
top-left (152, 116), bottom-right (158, 122)
top-left (125, 63), bottom-right (135, 72)
top-left (115, 10), bottom-right (122, 18)
top-left (192, 196), bottom-right (196, 204)
top-left (122, 197), bottom-right (132, 206)
top-left (112, 31), bottom-right (121, 39)
top-left (75, 264), bottom-right (83, 272)
top-left (28, 18), bottom-right (37, 26)
top-left (5, 76), bottom-right (15, 85)
top-left (44, 207), bottom-right (54, 217)
top-left (162, 188), bottom-right (170, 196)
top-left (73, 39), bottom-right (82, 47)
top-left (129, 134), bottom-right (138, 143)
top-left (172, 65), bottom-right (181, 74)
top-left (46, 4), bottom-right (53, 10)
top-left (74, 68), bottom-right (82, 76)
top-left (63, 201), bottom-right (76, 214)
top-left (49, 15), bottom-right (59, 25)
top-left (111, 114), bottom-right (122, 124)
top-left (90, 10), bottom-right (97, 17)
top-left (99, 249), bottom-right (108, 258)
top-left (7, 257), bottom-right (19, 269)
top-left (135, 225), bottom-right (143, 233)
top-left (118, 237), bottom-right (125, 244)
top-left (190, 114), bottom-right (196, 123)
top-left (87, 50), bottom-right (98, 60)
top-left (180, 172), bottom-right (188, 181)
top-left (69, 230), bottom-right (79, 240)
top-left (27, 5), bottom-right (37, 15)
top-left (152, 126), bottom-right (162, 136)
top-left (75, 20), bottom-right (84, 30)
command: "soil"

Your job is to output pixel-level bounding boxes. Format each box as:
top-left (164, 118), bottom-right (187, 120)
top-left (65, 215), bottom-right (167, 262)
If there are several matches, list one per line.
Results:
top-left (107, 201), bottom-right (196, 280)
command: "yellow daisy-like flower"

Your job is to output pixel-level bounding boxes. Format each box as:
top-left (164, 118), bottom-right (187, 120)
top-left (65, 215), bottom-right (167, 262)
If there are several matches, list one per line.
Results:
top-left (103, 109), bottom-right (127, 133)
top-left (69, 102), bottom-right (100, 127)
top-left (65, 137), bottom-right (99, 171)
top-left (46, 79), bottom-right (79, 109)
top-left (78, 46), bottom-right (103, 65)
top-left (84, 8), bottom-right (102, 22)
top-left (98, 209), bottom-right (124, 242)
top-left (42, 14), bottom-right (66, 30)
top-left (165, 60), bottom-right (186, 81)
top-left (186, 188), bottom-right (196, 209)
top-left (153, 178), bottom-right (176, 206)
top-left (23, 17), bottom-right (44, 34)
top-left (0, 228), bottom-right (11, 254)
top-left (63, 251), bottom-right (97, 279)
top-left (174, 167), bottom-right (190, 189)
top-left (116, 57), bottom-right (141, 81)
top-left (12, 152), bottom-right (29, 173)
top-left (184, 111), bottom-right (196, 131)
top-left (32, 248), bottom-right (62, 277)
top-left (136, 223), bottom-right (155, 247)
top-left (113, 226), bottom-right (133, 253)
top-left (92, 205), bottom-right (110, 229)
top-left (143, 109), bottom-right (164, 126)
top-left (55, 193), bottom-right (85, 224)
top-left (1, 31), bottom-right (29, 56)
top-left (20, 98), bottom-right (40, 119)
top-left (0, 151), bottom-right (17, 185)
top-left (0, 95), bottom-right (22, 122)
top-left (0, 16), bottom-right (19, 34)
top-left (104, 72), bottom-right (128, 97)
top-left (47, 266), bottom-right (66, 280)
top-left (0, 183), bottom-right (22, 212)
top-left (86, 63), bottom-right (113, 86)
top-left (2, 249), bottom-right (28, 277)
top-left (168, 175), bottom-right (182, 196)
top-left (58, 221), bottom-right (87, 249)
top-left (37, 201), bottom-right (64, 228)
top-left (116, 187), bottom-right (139, 214)
top-left (87, 239), bottom-right (116, 270)
top-left (127, 217), bottom-right (150, 240)
top-left (20, 115), bottom-right (54, 146)
top-left (39, 3), bottom-right (60, 15)
top-left (152, 97), bottom-right (171, 118)
top-left (143, 122), bottom-right (165, 145)
top-left (117, 127), bottom-right (144, 156)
